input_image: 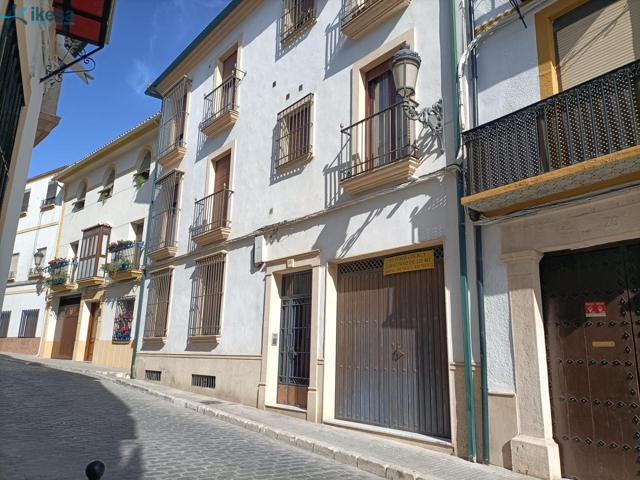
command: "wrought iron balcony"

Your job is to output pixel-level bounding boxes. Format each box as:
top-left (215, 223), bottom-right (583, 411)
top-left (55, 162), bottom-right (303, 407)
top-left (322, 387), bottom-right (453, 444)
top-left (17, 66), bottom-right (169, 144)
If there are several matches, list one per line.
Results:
top-left (40, 197), bottom-right (56, 210)
top-left (157, 110), bottom-right (188, 167)
top-left (7, 270), bottom-right (16, 281)
top-left (191, 188), bottom-right (232, 246)
top-left (200, 72), bottom-right (242, 138)
top-left (28, 267), bottom-right (45, 279)
top-left (45, 260), bottom-right (76, 292)
top-left (340, 101), bottom-right (418, 194)
top-left (462, 60), bottom-right (640, 215)
top-left (106, 243), bottom-right (143, 282)
top-left (340, 0), bottom-right (411, 40)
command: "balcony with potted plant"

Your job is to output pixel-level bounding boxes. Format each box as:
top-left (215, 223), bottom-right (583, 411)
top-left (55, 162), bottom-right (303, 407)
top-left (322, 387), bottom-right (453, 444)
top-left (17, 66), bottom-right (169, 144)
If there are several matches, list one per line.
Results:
top-left (103, 240), bottom-right (144, 282)
top-left (45, 258), bottom-right (76, 293)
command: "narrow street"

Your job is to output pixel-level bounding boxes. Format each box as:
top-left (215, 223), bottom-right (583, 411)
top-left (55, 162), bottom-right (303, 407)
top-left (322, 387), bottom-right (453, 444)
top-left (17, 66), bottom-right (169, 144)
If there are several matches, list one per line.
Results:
top-left (0, 357), bottom-right (375, 480)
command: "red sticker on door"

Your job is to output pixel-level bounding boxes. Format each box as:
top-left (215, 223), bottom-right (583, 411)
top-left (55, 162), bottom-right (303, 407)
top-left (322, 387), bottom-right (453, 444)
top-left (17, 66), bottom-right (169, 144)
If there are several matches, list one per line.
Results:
top-left (585, 302), bottom-right (607, 317)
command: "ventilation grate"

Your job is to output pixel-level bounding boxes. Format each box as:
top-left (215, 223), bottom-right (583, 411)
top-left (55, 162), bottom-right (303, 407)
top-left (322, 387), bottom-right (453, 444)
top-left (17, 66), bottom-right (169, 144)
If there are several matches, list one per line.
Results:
top-left (192, 374), bottom-right (216, 389)
top-left (145, 370), bottom-right (161, 382)
top-left (338, 247), bottom-right (444, 275)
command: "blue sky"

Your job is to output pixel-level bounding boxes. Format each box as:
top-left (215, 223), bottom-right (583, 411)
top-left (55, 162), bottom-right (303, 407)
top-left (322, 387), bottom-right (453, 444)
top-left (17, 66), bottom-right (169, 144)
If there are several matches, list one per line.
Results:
top-left (30, 0), bottom-right (232, 177)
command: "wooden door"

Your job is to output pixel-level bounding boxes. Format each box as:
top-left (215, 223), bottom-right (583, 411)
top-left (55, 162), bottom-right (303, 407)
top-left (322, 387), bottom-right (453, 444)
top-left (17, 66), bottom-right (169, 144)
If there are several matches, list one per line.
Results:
top-left (57, 300), bottom-right (80, 359)
top-left (277, 271), bottom-right (312, 409)
top-left (221, 50), bottom-right (237, 113)
top-left (541, 243), bottom-right (640, 480)
top-left (212, 155), bottom-right (230, 229)
top-left (336, 247), bottom-right (450, 437)
top-left (84, 303), bottom-right (100, 361)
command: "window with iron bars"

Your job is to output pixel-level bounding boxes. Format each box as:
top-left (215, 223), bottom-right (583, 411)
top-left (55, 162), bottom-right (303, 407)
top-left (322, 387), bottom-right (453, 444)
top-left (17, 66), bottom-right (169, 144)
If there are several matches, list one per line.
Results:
top-left (148, 170), bottom-right (182, 253)
top-left (113, 296), bottom-right (135, 342)
top-left (0, 311), bottom-right (10, 338)
top-left (188, 253), bottom-right (225, 337)
top-left (158, 77), bottom-right (191, 158)
top-left (18, 309), bottom-right (38, 338)
top-left (144, 269), bottom-right (172, 338)
top-left (281, 0), bottom-right (316, 44)
top-left (275, 94), bottom-right (314, 168)
top-left (42, 181), bottom-right (58, 206)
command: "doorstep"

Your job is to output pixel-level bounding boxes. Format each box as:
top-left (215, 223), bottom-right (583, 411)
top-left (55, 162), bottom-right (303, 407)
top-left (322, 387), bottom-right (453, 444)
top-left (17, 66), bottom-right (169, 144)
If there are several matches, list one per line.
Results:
top-left (6, 352), bottom-right (533, 480)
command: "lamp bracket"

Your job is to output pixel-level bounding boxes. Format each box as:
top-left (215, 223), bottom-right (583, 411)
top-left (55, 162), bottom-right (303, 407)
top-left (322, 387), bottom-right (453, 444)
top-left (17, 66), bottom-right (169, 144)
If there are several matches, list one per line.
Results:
top-left (402, 99), bottom-right (444, 153)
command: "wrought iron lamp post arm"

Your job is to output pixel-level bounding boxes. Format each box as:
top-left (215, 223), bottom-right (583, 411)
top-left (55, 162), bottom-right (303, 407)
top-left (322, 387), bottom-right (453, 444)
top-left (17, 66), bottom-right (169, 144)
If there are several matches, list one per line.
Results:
top-left (402, 99), bottom-right (444, 153)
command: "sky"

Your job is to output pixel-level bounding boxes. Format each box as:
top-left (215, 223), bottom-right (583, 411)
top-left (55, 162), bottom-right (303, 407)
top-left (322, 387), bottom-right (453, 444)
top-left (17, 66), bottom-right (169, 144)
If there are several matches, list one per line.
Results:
top-left (29, 0), bottom-right (232, 177)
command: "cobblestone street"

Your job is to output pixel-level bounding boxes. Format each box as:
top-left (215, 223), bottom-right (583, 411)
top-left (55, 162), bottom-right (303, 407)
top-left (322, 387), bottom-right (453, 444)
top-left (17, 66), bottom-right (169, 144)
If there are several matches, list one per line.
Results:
top-left (0, 357), bottom-right (376, 480)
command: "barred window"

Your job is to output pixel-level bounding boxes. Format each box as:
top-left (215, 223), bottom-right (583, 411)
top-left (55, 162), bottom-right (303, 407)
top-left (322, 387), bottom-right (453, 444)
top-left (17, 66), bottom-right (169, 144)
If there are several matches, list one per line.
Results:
top-left (158, 77), bottom-right (191, 158)
top-left (188, 253), bottom-right (225, 337)
top-left (0, 311), bottom-right (10, 338)
top-left (18, 309), bottom-right (38, 338)
top-left (148, 170), bottom-right (182, 253)
top-left (144, 269), bottom-right (172, 338)
top-left (281, 0), bottom-right (315, 44)
top-left (43, 181), bottom-right (58, 206)
top-left (113, 297), bottom-right (135, 342)
top-left (276, 94), bottom-right (314, 168)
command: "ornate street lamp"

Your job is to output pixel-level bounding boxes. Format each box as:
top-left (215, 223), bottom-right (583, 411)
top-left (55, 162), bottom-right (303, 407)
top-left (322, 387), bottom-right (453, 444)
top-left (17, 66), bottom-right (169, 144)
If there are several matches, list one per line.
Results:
top-left (33, 251), bottom-right (45, 271)
top-left (390, 43), bottom-right (443, 151)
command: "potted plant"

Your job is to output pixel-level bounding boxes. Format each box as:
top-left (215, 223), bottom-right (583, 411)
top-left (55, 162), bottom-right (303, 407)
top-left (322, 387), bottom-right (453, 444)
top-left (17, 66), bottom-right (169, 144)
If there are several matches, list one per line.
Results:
top-left (133, 171), bottom-right (149, 189)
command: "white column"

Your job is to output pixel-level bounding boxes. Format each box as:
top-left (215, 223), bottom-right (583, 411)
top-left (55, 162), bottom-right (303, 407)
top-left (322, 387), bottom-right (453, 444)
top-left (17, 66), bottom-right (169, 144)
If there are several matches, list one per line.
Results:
top-left (503, 251), bottom-right (561, 480)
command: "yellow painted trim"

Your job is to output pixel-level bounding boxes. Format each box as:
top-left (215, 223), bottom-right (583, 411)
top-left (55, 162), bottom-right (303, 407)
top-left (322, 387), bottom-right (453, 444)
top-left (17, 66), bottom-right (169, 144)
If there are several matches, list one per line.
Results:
top-left (16, 220), bottom-right (59, 235)
top-left (535, 0), bottom-right (589, 98)
top-left (461, 144), bottom-right (640, 205)
top-left (484, 170), bottom-right (640, 217)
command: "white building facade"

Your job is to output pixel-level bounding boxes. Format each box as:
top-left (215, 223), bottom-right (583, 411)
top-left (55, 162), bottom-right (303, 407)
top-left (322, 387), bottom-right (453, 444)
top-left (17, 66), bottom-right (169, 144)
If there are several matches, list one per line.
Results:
top-left (0, 166), bottom-right (65, 355)
top-left (39, 115), bottom-right (158, 369)
top-left (462, 1), bottom-right (640, 479)
top-left (137, 0), bottom-right (489, 462)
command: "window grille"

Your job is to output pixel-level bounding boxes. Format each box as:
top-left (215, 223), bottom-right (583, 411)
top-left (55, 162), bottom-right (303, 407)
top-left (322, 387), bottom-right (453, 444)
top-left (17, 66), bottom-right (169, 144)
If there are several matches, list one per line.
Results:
top-left (276, 94), bottom-right (314, 168)
top-left (113, 297), bottom-right (135, 342)
top-left (192, 374), bottom-right (216, 389)
top-left (148, 171), bottom-right (182, 253)
top-left (77, 224), bottom-right (111, 280)
top-left (18, 309), bottom-right (38, 338)
top-left (0, 4), bottom-right (24, 220)
top-left (188, 253), bottom-right (225, 337)
top-left (0, 311), bottom-right (10, 338)
top-left (145, 370), bottom-right (161, 381)
top-left (74, 182), bottom-right (87, 211)
top-left (144, 269), bottom-right (172, 338)
top-left (21, 190), bottom-right (30, 213)
top-left (281, 0), bottom-right (315, 44)
top-left (158, 77), bottom-right (191, 158)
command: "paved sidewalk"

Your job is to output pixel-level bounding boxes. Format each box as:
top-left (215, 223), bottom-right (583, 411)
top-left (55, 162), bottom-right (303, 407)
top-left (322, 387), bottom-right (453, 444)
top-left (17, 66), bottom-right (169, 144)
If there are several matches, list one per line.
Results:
top-left (4, 354), bottom-right (533, 480)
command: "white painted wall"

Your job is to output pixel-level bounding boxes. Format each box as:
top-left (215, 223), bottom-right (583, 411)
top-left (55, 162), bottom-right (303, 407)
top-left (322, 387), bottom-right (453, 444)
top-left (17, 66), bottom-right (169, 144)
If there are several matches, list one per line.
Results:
top-left (1, 170), bottom-right (64, 340)
top-left (142, 0), bottom-right (478, 368)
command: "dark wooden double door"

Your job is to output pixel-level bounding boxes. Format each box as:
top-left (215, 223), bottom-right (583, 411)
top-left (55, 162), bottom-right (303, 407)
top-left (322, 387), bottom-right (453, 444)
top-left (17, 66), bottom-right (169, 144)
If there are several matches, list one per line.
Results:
top-left (541, 242), bottom-right (640, 480)
top-left (335, 249), bottom-right (450, 438)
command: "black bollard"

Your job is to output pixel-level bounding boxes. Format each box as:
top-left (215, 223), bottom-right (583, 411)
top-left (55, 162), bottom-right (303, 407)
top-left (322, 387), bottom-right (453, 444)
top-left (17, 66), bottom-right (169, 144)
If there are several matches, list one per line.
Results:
top-left (85, 460), bottom-right (106, 480)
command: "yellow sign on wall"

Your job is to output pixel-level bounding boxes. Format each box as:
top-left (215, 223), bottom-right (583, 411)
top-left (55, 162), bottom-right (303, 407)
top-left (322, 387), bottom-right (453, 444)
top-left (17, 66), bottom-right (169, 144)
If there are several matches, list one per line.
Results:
top-left (383, 250), bottom-right (435, 276)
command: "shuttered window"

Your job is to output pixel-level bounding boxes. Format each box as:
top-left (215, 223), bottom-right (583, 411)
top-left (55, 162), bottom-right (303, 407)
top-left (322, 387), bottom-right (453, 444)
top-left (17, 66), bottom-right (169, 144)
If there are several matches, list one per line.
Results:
top-left (188, 253), bottom-right (225, 337)
top-left (44, 181), bottom-right (58, 205)
top-left (148, 170), bottom-right (182, 253)
top-left (554, 0), bottom-right (640, 90)
top-left (18, 309), bottom-right (38, 338)
top-left (0, 311), bottom-right (10, 337)
top-left (77, 224), bottom-right (111, 280)
top-left (21, 190), bottom-right (30, 212)
top-left (144, 269), bottom-right (172, 338)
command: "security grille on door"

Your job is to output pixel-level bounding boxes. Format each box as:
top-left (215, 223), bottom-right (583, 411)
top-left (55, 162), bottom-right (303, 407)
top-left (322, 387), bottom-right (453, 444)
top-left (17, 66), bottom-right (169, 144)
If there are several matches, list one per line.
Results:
top-left (18, 309), bottom-right (38, 338)
top-left (144, 269), bottom-right (172, 338)
top-left (0, 311), bottom-right (10, 338)
top-left (277, 270), bottom-right (312, 408)
top-left (336, 247), bottom-right (450, 438)
top-left (188, 253), bottom-right (225, 337)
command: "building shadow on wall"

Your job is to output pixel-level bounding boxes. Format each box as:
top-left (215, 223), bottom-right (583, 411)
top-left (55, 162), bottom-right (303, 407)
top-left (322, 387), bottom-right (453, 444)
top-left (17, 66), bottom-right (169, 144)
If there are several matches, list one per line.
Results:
top-left (0, 357), bottom-right (142, 478)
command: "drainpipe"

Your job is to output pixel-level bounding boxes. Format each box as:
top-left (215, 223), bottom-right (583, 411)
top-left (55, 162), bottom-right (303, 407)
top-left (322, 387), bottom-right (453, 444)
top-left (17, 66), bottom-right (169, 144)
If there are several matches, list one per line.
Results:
top-left (463, 0), bottom-right (491, 465)
top-left (130, 161), bottom-right (159, 379)
top-left (449, 0), bottom-right (476, 462)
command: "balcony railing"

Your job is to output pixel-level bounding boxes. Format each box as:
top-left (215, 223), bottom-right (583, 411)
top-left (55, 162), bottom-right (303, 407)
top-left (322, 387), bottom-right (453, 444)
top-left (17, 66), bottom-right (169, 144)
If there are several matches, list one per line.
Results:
top-left (191, 188), bottom-right (232, 240)
top-left (464, 59), bottom-right (640, 196)
top-left (106, 243), bottom-right (143, 276)
top-left (201, 72), bottom-right (241, 127)
top-left (7, 270), bottom-right (16, 280)
top-left (28, 267), bottom-right (44, 278)
top-left (148, 207), bottom-right (179, 253)
top-left (41, 197), bottom-right (56, 209)
top-left (340, 101), bottom-right (417, 181)
top-left (45, 260), bottom-right (76, 289)
top-left (158, 111), bottom-right (188, 160)
top-left (340, 0), bottom-right (410, 39)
